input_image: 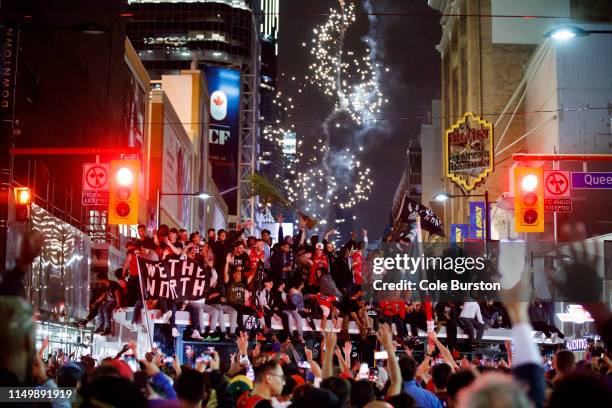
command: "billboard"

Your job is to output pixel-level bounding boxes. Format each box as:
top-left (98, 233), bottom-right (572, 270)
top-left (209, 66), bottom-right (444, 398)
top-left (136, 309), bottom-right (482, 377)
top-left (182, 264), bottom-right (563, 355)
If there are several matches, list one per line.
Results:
top-left (204, 66), bottom-right (240, 215)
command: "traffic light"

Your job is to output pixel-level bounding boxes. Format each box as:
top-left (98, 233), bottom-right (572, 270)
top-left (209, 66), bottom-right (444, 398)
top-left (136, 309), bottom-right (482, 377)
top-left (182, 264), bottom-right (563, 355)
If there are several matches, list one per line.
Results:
top-left (514, 166), bottom-right (544, 233)
top-left (108, 160), bottom-right (139, 225)
top-left (14, 187), bottom-right (31, 222)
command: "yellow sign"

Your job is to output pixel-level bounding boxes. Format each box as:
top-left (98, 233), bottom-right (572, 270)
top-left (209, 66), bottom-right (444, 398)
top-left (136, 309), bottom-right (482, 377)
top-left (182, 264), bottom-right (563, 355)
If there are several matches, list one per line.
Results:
top-left (445, 112), bottom-right (494, 192)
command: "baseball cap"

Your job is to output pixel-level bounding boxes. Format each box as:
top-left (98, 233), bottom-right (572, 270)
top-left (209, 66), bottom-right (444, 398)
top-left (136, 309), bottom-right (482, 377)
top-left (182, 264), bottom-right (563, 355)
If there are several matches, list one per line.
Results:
top-left (315, 243), bottom-right (324, 250)
top-left (227, 375), bottom-right (253, 396)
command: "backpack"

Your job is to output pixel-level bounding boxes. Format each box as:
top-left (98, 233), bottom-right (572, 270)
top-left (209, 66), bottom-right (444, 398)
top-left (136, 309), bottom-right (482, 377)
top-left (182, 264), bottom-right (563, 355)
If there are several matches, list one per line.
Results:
top-left (236, 391), bottom-right (265, 408)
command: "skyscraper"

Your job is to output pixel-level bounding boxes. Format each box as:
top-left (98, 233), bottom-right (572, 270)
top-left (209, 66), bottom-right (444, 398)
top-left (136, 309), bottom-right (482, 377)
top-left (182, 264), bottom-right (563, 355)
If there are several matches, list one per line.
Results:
top-left (126, 0), bottom-right (260, 223)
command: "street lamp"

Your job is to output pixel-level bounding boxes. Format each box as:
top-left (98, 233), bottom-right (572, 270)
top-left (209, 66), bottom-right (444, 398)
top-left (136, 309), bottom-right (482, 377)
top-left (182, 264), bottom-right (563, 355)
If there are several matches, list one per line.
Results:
top-left (544, 25), bottom-right (612, 40)
top-left (433, 190), bottom-right (491, 247)
top-left (156, 190), bottom-right (211, 229)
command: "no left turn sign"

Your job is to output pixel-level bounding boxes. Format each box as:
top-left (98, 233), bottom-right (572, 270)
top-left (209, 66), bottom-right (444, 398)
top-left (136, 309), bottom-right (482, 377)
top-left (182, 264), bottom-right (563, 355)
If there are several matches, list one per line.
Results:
top-left (544, 170), bottom-right (570, 198)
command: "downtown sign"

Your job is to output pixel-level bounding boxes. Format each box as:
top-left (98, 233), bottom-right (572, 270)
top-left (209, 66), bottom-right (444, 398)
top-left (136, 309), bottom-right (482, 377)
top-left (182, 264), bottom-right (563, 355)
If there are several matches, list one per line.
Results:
top-left (445, 112), bottom-right (494, 192)
top-left (204, 66), bottom-right (241, 215)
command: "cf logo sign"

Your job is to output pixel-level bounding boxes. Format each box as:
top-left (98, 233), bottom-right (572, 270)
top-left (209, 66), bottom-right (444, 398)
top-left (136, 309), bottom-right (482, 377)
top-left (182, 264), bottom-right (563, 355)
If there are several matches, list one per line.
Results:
top-left (209, 129), bottom-right (230, 145)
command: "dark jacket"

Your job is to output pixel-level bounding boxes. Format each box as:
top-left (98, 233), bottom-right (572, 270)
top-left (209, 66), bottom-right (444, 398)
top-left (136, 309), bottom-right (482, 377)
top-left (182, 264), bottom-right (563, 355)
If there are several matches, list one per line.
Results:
top-left (272, 289), bottom-right (292, 311)
top-left (270, 250), bottom-right (292, 281)
top-left (332, 257), bottom-right (352, 293)
top-left (212, 228), bottom-right (246, 272)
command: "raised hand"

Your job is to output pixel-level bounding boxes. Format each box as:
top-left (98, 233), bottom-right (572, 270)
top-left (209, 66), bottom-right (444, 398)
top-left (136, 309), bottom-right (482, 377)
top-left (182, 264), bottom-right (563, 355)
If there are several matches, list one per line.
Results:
top-left (403, 343), bottom-right (413, 357)
top-left (252, 342), bottom-right (261, 359)
top-left (139, 358), bottom-right (160, 377)
top-left (304, 346), bottom-right (313, 362)
top-left (426, 342), bottom-right (435, 356)
top-left (281, 353), bottom-right (291, 365)
top-left (210, 351), bottom-right (220, 371)
top-left (343, 341), bottom-right (352, 358)
top-left (376, 323), bottom-right (394, 351)
top-left (324, 330), bottom-right (337, 353)
top-left (171, 354), bottom-right (181, 376)
top-left (237, 331), bottom-right (249, 356)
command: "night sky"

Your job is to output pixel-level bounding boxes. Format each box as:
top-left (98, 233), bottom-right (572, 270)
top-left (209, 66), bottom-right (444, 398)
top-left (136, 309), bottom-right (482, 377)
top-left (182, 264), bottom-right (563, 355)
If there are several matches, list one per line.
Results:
top-left (278, 0), bottom-right (441, 240)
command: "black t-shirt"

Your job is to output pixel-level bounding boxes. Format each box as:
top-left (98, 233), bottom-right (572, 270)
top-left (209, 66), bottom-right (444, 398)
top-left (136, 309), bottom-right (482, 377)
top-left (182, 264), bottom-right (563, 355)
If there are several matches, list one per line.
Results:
top-left (136, 237), bottom-right (155, 249)
top-left (163, 241), bottom-right (183, 260)
top-left (108, 280), bottom-right (127, 305)
top-left (232, 252), bottom-right (251, 273)
top-left (226, 279), bottom-right (248, 305)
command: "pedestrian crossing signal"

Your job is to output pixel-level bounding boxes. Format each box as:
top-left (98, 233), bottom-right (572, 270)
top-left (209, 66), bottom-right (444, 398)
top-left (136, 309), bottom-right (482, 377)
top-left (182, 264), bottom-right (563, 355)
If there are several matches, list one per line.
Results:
top-left (514, 166), bottom-right (544, 233)
top-left (109, 160), bottom-right (139, 225)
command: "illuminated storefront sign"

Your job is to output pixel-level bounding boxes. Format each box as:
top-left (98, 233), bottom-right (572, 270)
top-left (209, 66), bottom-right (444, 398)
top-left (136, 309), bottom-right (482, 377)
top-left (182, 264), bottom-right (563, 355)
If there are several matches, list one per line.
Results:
top-left (556, 304), bottom-right (594, 323)
top-left (445, 112), bottom-right (494, 191)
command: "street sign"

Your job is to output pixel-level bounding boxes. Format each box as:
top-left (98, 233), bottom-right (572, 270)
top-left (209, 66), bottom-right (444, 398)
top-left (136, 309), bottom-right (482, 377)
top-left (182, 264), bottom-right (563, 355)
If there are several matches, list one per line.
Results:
top-left (82, 163), bottom-right (110, 205)
top-left (121, 153), bottom-right (139, 161)
top-left (544, 170), bottom-right (570, 198)
top-left (544, 198), bottom-right (572, 212)
top-left (571, 172), bottom-right (612, 189)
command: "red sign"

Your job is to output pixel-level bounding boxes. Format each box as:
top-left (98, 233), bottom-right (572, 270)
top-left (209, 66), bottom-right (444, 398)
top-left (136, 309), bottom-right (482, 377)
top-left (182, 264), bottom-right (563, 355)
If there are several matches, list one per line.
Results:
top-left (83, 163), bottom-right (110, 205)
top-left (544, 170), bottom-right (570, 198)
top-left (544, 198), bottom-right (572, 212)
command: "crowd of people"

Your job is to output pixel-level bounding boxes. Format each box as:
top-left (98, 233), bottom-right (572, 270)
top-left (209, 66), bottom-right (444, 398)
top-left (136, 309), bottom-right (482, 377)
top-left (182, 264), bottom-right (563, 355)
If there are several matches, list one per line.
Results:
top-left (0, 216), bottom-right (610, 407)
top-left (0, 288), bottom-right (610, 408)
top-left (84, 214), bottom-right (376, 344)
top-left (83, 214), bottom-right (565, 355)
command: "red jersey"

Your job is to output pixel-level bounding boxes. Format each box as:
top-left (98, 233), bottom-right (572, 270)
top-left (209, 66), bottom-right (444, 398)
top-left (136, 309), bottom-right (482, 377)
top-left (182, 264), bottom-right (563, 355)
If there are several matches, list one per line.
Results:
top-left (129, 253), bottom-right (139, 277)
top-left (351, 251), bottom-right (363, 285)
top-left (316, 294), bottom-right (338, 309)
top-left (379, 301), bottom-right (406, 319)
top-left (247, 249), bottom-right (264, 279)
top-left (309, 253), bottom-right (329, 285)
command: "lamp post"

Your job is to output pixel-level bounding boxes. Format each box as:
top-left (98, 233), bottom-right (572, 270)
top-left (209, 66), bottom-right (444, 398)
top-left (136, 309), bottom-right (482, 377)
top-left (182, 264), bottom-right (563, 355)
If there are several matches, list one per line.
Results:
top-left (156, 190), bottom-right (211, 229)
top-left (433, 190), bottom-right (491, 253)
top-left (544, 25), bottom-right (612, 40)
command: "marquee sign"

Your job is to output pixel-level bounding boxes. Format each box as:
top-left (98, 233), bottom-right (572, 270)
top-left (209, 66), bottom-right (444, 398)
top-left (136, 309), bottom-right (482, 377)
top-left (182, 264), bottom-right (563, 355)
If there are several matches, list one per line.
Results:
top-left (445, 112), bottom-right (494, 192)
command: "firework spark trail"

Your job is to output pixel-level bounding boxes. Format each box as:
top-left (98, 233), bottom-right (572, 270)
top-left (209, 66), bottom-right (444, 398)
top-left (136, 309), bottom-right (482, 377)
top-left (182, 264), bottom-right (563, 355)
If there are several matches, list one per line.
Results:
top-left (303, 0), bottom-right (384, 223)
top-left (264, 0), bottom-right (384, 226)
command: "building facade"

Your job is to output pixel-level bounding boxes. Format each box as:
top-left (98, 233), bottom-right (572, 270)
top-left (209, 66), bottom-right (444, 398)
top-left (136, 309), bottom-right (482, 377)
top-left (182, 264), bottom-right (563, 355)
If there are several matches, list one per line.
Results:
top-left (429, 0), bottom-right (537, 235)
top-left (126, 0), bottom-right (261, 225)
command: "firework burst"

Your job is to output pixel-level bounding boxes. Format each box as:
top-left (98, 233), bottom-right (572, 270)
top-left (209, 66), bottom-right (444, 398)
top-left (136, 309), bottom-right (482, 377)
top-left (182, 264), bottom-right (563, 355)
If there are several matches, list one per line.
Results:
top-left (263, 0), bottom-right (385, 225)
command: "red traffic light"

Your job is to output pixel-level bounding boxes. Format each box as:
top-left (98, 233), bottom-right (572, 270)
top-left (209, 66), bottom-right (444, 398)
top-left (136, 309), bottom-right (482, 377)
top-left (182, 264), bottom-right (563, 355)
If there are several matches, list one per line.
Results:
top-left (16, 187), bottom-right (31, 205)
top-left (514, 167), bottom-right (544, 233)
top-left (109, 160), bottom-right (139, 225)
top-left (116, 167), bottom-right (134, 186)
top-left (14, 187), bottom-right (32, 222)
top-left (520, 174), bottom-right (538, 191)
